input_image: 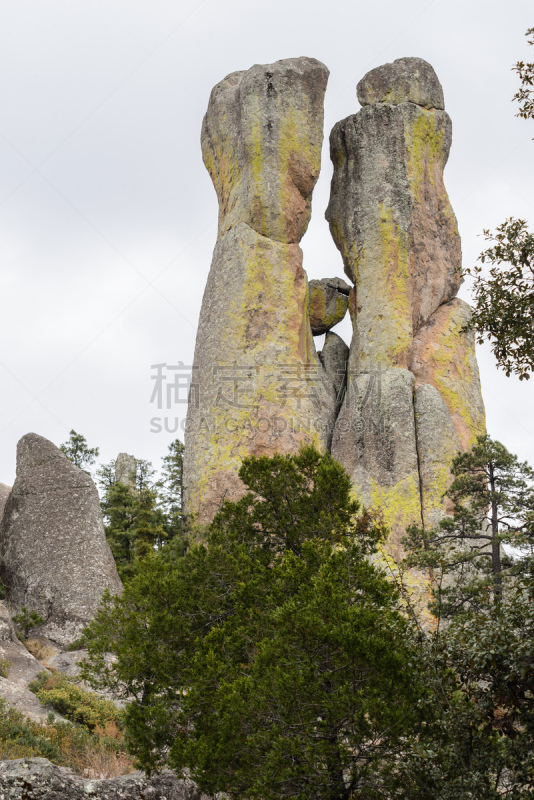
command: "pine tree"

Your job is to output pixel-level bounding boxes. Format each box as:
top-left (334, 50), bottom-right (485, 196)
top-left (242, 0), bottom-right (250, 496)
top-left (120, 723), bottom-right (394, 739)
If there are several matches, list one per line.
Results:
top-left (405, 435), bottom-right (534, 617)
top-left (60, 430), bottom-right (99, 474)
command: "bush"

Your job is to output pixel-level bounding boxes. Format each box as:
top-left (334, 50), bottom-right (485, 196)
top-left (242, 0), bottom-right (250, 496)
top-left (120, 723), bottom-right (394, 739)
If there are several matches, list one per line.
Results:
top-left (0, 697), bottom-right (133, 777)
top-left (29, 672), bottom-right (123, 733)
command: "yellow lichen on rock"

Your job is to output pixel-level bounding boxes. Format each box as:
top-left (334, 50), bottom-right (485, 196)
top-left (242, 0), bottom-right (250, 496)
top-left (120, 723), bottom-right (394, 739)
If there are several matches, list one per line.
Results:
top-left (184, 58), bottom-right (332, 524)
top-left (411, 299), bottom-right (486, 450)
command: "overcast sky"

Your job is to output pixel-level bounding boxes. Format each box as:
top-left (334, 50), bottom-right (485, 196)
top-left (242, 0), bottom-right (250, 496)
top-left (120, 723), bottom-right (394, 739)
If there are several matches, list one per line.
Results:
top-left (0, 0), bottom-right (533, 485)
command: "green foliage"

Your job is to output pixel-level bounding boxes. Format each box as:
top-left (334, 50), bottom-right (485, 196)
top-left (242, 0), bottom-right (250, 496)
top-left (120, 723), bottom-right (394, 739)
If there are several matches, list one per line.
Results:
top-left (60, 429), bottom-right (99, 473)
top-left (29, 672), bottom-right (123, 733)
top-left (0, 695), bottom-right (128, 772)
top-left (81, 446), bottom-right (425, 799)
top-left (157, 439), bottom-right (185, 544)
top-left (466, 219), bottom-right (534, 380)
top-left (513, 27), bottom-right (534, 122)
top-left (98, 440), bottom-right (185, 580)
top-left (100, 480), bottom-right (166, 582)
top-left (404, 435), bottom-right (534, 617)
top-left (0, 659), bottom-right (10, 678)
top-left (12, 607), bottom-right (45, 639)
top-left (465, 30), bottom-right (534, 379)
top-left (389, 564), bottom-right (534, 800)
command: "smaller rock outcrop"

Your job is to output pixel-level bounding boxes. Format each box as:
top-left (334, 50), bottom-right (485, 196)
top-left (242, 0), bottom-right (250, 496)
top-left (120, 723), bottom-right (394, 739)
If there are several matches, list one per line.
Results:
top-left (308, 278), bottom-right (350, 335)
top-left (0, 434), bottom-right (122, 647)
top-left (0, 758), bottom-right (207, 799)
top-left (0, 483), bottom-right (11, 522)
top-left (115, 453), bottom-right (136, 488)
top-left (0, 602), bottom-right (44, 688)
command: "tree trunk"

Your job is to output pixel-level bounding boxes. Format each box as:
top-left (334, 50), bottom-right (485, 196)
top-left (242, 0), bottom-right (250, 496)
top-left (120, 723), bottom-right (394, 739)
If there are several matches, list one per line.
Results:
top-left (489, 464), bottom-right (502, 602)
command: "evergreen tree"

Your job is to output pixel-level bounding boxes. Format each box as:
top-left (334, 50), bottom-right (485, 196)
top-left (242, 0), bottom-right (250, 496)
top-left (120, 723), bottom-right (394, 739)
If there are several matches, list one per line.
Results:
top-left (389, 561), bottom-right (534, 800)
top-left (60, 430), bottom-right (99, 474)
top-left (157, 439), bottom-right (185, 543)
top-left (99, 460), bottom-right (166, 582)
top-left (405, 435), bottom-right (534, 617)
top-left (81, 447), bottom-right (424, 800)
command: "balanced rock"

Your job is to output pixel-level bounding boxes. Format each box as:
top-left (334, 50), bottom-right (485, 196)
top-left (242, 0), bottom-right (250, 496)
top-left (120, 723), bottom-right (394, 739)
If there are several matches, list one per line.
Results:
top-left (0, 433), bottom-right (122, 647)
top-left (308, 278), bottom-right (350, 335)
top-left (184, 58), bottom-right (337, 524)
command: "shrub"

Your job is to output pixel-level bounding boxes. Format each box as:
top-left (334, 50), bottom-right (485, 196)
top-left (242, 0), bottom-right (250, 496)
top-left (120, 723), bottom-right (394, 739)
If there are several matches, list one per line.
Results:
top-left (12, 607), bottom-right (44, 639)
top-left (0, 696), bottom-right (134, 777)
top-left (29, 672), bottom-right (123, 733)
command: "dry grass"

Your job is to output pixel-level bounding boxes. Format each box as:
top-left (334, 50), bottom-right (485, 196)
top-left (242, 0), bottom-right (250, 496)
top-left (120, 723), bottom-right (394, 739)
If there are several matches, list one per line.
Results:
top-left (25, 638), bottom-right (57, 665)
top-left (0, 696), bottom-right (137, 777)
top-left (75, 745), bottom-right (137, 779)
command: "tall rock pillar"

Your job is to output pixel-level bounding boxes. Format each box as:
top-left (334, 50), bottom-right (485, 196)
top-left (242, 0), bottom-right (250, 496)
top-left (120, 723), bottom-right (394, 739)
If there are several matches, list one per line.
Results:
top-left (326, 58), bottom-right (486, 546)
top-left (184, 58), bottom-right (335, 524)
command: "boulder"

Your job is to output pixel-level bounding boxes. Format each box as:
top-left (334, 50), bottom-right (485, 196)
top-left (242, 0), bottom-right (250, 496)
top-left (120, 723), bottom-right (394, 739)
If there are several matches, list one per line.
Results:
top-left (357, 56), bottom-right (445, 109)
top-left (308, 278), bottom-right (350, 335)
top-left (0, 434), bottom-right (122, 647)
top-left (0, 758), bottom-right (207, 799)
top-left (184, 58), bottom-right (336, 524)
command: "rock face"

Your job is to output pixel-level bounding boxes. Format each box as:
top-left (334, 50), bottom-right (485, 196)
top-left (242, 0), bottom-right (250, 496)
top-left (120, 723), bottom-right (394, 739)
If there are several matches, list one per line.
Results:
top-left (115, 453), bottom-right (136, 488)
top-left (184, 57), bottom-right (337, 523)
top-left (0, 434), bottom-right (122, 647)
top-left (326, 58), bottom-right (485, 541)
top-left (327, 57), bottom-right (462, 371)
top-left (0, 758), bottom-right (207, 800)
top-left (0, 484), bottom-right (11, 522)
top-left (0, 602), bottom-right (44, 688)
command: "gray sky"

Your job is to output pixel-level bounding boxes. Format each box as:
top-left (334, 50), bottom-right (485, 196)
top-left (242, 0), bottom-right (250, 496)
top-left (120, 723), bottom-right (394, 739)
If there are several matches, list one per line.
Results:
top-left (0, 0), bottom-right (533, 485)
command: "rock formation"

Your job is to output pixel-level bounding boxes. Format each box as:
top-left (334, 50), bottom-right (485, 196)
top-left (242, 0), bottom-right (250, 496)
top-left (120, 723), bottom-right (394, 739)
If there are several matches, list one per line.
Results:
top-left (184, 57), bottom-right (338, 523)
top-left (0, 601), bottom-right (44, 689)
top-left (0, 483), bottom-right (11, 522)
top-left (115, 452), bottom-right (136, 488)
top-left (326, 57), bottom-right (485, 543)
top-left (0, 758), bottom-right (208, 799)
top-left (0, 433), bottom-right (122, 647)
top-left (308, 278), bottom-right (350, 335)
top-left (184, 55), bottom-right (486, 540)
